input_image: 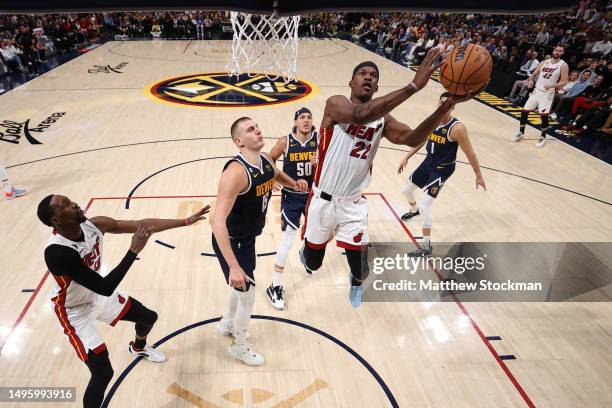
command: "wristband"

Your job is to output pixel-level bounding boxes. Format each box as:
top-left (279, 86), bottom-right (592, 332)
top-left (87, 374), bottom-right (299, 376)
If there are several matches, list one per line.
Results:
top-left (184, 218), bottom-right (190, 226)
top-left (408, 82), bottom-right (419, 92)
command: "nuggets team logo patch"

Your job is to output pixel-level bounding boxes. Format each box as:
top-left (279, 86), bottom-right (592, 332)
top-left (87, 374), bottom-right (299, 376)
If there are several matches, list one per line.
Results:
top-left (148, 73), bottom-right (318, 108)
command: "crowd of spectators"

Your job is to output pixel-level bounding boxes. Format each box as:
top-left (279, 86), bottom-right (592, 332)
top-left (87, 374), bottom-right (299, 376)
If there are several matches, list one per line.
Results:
top-left (0, 2), bottom-right (610, 160)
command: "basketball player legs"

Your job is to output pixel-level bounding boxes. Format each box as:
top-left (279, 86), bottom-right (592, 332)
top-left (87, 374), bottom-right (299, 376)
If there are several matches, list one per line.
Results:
top-left (78, 295), bottom-right (163, 408)
top-left (212, 235), bottom-right (262, 366)
top-left (514, 89), bottom-right (553, 146)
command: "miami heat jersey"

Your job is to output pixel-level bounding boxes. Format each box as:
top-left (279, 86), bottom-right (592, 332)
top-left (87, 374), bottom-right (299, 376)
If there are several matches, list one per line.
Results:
top-left (48, 220), bottom-right (104, 307)
top-left (425, 117), bottom-right (460, 166)
top-left (282, 131), bottom-right (318, 193)
top-left (535, 59), bottom-right (564, 92)
top-left (315, 117), bottom-right (384, 197)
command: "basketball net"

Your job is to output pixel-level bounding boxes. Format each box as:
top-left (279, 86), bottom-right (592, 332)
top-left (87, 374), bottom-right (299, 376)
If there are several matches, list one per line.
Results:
top-left (226, 11), bottom-right (300, 83)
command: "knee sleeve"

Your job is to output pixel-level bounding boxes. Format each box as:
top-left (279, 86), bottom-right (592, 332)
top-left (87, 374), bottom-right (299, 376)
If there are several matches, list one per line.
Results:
top-left (121, 297), bottom-right (158, 337)
top-left (275, 227), bottom-right (297, 267)
top-left (346, 247), bottom-right (369, 282)
top-left (304, 240), bottom-right (326, 271)
top-left (418, 193), bottom-right (435, 228)
top-left (84, 349), bottom-right (113, 408)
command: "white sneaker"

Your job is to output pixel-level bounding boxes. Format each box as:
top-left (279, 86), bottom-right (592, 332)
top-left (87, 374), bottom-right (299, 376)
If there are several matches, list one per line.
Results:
top-left (511, 132), bottom-right (524, 142)
top-left (535, 138), bottom-right (546, 148)
top-left (550, 113), bottom-right (558, 121)
top-left (128, 342), bottom-right (167, 363)
top-left (228, 342), bottom-right (264, 366)
top-left (217, 319), bottom-right (250, 339)
top-left (266, 284), bottom-right (286, 310)
top-left (5, 188), bottom-right (26, 200)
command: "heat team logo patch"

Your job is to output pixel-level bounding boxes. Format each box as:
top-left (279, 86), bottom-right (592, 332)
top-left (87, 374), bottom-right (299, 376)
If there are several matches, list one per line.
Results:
top-left (148, 73), bottom-right (317, 108)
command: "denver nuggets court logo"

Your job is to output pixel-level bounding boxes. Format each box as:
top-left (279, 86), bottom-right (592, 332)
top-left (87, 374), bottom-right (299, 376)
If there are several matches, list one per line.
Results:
top-left (148, 73), bottom-right (317, 108)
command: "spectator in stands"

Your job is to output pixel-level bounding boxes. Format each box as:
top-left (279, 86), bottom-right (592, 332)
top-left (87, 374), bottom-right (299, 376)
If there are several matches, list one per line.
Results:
top-left (0, 38), bottom-right (28, 72)
top-left (555, 74), bottom-right (608, 122)
top-left (151, 20), bottom-right (161, 38)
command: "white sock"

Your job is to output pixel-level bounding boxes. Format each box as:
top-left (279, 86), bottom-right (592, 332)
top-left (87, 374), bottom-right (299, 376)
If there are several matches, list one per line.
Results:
top-left (222, 289), bottom-right (239, 323)
top-left (274, 227), bottom-right (297, 267)
top-left (235, 287), bottom-right (256, 345)
top-left (422, 236), bottom-right (431, 247)
top-left (0, 161), bottom-right (11, 194)
top-left (273, 271), bottom-right (282, 287)
top-left (410, 202), bottom-right (418, 212)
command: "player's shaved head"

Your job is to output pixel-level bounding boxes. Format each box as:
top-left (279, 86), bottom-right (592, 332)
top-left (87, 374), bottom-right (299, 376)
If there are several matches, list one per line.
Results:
top-left (230, 117), bottom-right (251, 139)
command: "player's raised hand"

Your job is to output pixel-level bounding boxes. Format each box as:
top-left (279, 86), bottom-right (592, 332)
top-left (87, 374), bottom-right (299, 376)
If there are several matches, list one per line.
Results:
top-left (412, 47), bottom-right (444, 91)
top-left (186, 204), bottom-right (211, 225)
top-left (130, 225), bottom-right (153, 254)
top-left (476, 176), bottom-right (487, 191)
top-left (295, 179), bottom-right (309, 192)
top-left (447, 83), bottom-right (487, 105)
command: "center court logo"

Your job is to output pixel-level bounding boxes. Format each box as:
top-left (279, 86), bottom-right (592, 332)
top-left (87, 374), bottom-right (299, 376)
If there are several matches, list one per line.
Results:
top-left (148, 73), bottom-right (317, 108)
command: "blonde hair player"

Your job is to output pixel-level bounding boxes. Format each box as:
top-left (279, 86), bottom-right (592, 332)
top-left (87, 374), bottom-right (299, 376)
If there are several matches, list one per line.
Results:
top-left (398, 92), bottom-right (486, 255)
top-left (265, 107), bottom-right (318, 310)
top-left (212, 117), bottom-right (307, 365)
top-left (512, 44), bottom-right (569, 147)
top-left (298, 48), bottom-right (480, 308)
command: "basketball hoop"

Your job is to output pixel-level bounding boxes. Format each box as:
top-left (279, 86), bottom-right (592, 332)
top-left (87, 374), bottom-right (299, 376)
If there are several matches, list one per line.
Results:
top-left (226, 4), bottom-right (300, 83)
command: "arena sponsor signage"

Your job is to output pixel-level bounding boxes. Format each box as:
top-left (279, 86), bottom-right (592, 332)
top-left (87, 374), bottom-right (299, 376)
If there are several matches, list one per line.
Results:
top-left (0, 112), bottom-right (67, 145)
top-left (88, 61), bottom-right (129, 73)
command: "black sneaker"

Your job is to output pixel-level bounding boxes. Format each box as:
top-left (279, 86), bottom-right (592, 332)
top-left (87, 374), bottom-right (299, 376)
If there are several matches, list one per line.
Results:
top-left (408, 246), bottom-right (432, 257)
top-left (266, 284), bottom-right (285, 310)
top-left (401, 209), bottom-right (420, 221)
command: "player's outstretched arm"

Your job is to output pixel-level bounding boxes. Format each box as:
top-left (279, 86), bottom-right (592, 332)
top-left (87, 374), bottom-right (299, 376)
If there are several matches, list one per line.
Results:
top-left (453, 123), bottom-right (486, 190)
top-left (90, 205), bottom-right (211, 234)
top-left (384, 90), bottom-right (483, 147)
top-left (398, 141), bottom-right (426, 174)
top-left (44, 226), bottom-right (152, 296)
top-left (274, 170), bottom-right (308, 192)
top-left (322, 48), bottom-right (443, 126)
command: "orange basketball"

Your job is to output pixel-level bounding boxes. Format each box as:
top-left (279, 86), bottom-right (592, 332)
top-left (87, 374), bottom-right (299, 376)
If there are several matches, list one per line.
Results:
top-left (439, 44), bottom-right (492, 96)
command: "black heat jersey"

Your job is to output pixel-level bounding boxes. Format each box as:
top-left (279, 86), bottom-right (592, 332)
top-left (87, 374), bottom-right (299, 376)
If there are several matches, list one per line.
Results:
top-left (282, 131), bottom-right (318, 193)
top-left (225, 154), bottom-right (275, 240)
top-left (425, 117), bottom-right (460, 166)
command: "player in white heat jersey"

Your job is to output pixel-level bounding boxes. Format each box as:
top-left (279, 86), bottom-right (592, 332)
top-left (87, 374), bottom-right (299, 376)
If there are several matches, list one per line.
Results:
top-left (513, 44), bottom-right (569, 147)
top-left (299, 49), bottom-right (479, 307)
top-left (37, 194), bottom-right (209, 408)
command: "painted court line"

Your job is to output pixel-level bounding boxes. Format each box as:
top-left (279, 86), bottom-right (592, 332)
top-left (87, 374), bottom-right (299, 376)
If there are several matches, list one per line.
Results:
top-left (2, 194), bottom-right (535, 408)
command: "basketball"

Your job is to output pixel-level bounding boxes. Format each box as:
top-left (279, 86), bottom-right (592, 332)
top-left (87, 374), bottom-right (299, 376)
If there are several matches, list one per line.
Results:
top-left (440, 43), bottom-right (492, 96)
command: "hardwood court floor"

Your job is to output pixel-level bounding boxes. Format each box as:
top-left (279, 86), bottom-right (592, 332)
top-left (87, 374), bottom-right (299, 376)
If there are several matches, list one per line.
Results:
top-left (0, 40), bottom-right (610, 407)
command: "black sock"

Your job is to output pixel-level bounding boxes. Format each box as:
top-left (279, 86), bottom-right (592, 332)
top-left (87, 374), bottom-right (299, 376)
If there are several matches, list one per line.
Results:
top-left (540, 114), bottom-right (549, 138)
top-left (351, 276), bottom-right (362, 286)
top-left (346, 247), bottom-right (368, 286)
top-left (134, 338), bottom-right (146, 349)
top-left (520, 111), bottom-right (529, 133)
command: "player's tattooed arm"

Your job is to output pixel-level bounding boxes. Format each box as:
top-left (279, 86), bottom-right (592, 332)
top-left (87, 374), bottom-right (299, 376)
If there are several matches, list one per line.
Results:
top-left (268, 136), bottom-right (288, 162)
top-left (90, 206), bottom-right (210, 234)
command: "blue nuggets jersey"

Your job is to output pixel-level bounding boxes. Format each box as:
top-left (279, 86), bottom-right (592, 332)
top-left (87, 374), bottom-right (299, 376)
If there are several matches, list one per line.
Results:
top-left (282, 131), bottom-right (318, 193)
top-left (425, 117), bottom-right (460, 166)
top-left (224, 154), bottom-right (275, 240)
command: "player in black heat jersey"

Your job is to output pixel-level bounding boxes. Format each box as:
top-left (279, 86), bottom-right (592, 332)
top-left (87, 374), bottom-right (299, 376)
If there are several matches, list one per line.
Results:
top-left (211, 117), bottom-right (307, 366)
top-left (398, 92), bottom-right (487, 255)
top-left (265, 107), bottom-right (318, 310)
